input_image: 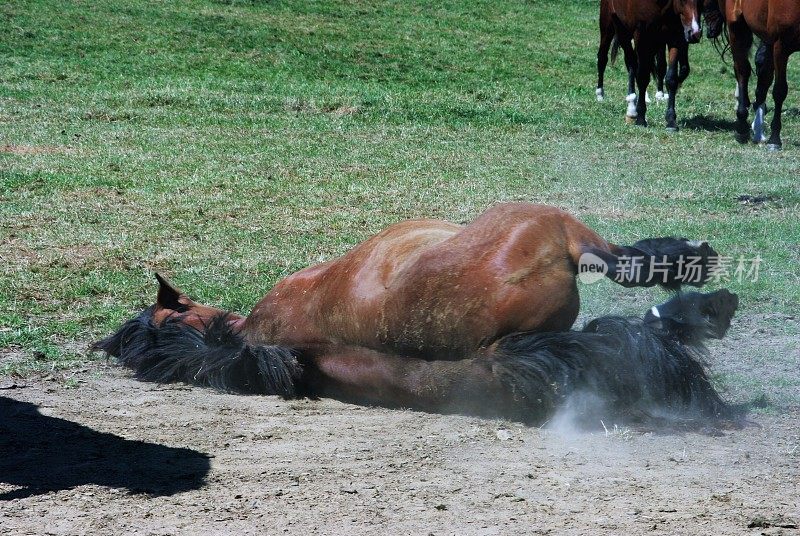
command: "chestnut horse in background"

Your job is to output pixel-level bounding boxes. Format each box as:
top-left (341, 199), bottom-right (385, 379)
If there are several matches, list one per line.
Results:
top-left (96, 203), bottom-right (742, 426)
top-left (606, 0), bottom-right (703, 130)
top-left (705, 0), bottom-right (800, 150)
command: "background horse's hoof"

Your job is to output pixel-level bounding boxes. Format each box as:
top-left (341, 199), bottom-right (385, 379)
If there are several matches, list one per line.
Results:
top-left (666, 126), bottom-right (679, 133)
top-left (656, 91), bottom-right (668, 102)
top-left (625, 115), bottom-right (637, 124)
top-left (596, 88), bottom-right (605, 102)
top-left (767, 143), bottom-right (782, 152)
top-left (625, 93), bottom-right (638, 118)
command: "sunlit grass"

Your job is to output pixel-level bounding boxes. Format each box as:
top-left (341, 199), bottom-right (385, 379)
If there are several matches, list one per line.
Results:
top-left (1, 0), bottom-right (798, 377)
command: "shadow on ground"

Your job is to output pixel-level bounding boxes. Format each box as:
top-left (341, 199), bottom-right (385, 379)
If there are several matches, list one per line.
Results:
top-left (0, 396), bottom-right (210, 500)
top-left (683, 114), bottom-right (737, 132)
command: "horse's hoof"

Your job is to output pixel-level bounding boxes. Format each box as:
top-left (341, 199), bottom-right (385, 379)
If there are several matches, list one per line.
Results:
top-left (767, 143), bottom-right (782, 152)
top-left (596, 88), bottom-right (605, 102)
top-left (666, 126), bottom-right (679, 133)
top-left (656, 91), bottom-right (668, 102)
top-left (625, 115), bottom-right (637, 124)
top-left (735, 133), bottom-right (750, 144)
top-left (635, 118), bottom-right (648, 127)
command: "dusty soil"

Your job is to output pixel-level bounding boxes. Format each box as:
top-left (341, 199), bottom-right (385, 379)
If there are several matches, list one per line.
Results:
top-left (1, 318), bottom-right (798, 536)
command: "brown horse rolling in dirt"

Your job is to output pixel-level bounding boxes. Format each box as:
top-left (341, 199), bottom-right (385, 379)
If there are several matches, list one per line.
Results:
top-left (604, 0), bottom-right (703, 130)
top-left (705, 0), bottom-right (800, 150)
top-left (96, 203), bottom-right (743, 427)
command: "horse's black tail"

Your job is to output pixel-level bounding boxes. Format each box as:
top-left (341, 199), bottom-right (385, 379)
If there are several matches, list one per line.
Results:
top-left (704, 0), bottom-right (730, 60)
top-left (584, 237), bottom-right (718, 290)
top-left (93, 309), bottom-right (303, 397)
top-left (488, 302), bottom-right (740, 427)
top-left (610, 34), bottom-right (620, 66)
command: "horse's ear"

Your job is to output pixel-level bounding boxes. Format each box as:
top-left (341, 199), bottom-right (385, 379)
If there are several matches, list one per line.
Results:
top-left (154, 273), bottom-right (189, 312)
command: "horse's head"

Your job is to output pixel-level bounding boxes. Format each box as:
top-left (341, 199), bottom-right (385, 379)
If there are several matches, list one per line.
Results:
top-left (674, 0), bottom-right (703, 43)
top-left (150, 273), bottom-right (244, 332)
top-left (93, 273), bottom-right (246, 361)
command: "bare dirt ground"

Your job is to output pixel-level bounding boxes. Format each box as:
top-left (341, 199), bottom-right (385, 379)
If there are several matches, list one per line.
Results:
top-left (1, 316), bottom-right (798, 536)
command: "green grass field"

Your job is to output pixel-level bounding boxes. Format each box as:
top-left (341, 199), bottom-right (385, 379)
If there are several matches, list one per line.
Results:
top-left (1, 0), bottom-right (799, 375)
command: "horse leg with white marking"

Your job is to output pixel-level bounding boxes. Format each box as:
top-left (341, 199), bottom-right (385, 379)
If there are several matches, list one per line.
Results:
top-left (596, 0), bottom-right (615, 102)
top-left (655, 43), bottom-right (668, 102)
top-left (618, 37), bottom-right (639, 118)
top-left (751, 41), bottom-right (772, 143)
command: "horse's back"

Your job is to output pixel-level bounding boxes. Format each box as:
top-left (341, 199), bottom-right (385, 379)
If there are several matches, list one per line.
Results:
top-left (244, 218), bottom-right (461, 347)
top-left (244, 203), bottom-right (598, 357)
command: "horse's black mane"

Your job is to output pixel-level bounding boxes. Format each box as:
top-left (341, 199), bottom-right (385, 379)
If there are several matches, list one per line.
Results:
top-left (93, 307), bottom-right (303, 397)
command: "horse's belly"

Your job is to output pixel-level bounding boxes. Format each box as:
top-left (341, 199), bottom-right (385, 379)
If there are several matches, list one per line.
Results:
top-left (373, 260), bottom-right (581, 360)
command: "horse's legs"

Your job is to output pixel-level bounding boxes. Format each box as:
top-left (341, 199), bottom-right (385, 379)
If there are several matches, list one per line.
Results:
top-left (306, 307), bottom-right (736, 425)
top-left (597, 3), bottom-right (614, 101)
top-left (729, 22), bottom-right (754, 143)
top-left (305, 346), bottom-right (553, 423)
top-left (625, 43), bottom-right (637, 96)
top-left (616, 35), bottom-right (639, 117)
top-left (655, 43), bottom-right (668, 101)
top-left (597, 39), bottom-right (611, 101)
top-left (752, 41), bottom-right (774, 144)
top-left (664, 44), bottom-right (681, 131)
top-left (626, 39), bottom-right (650, 104)
top-left (677, 41), bottom-right (690, 84)
top-left (634, 33), bottom-right (653, 126)
top-left (766, 40), bottom-right (789, 151)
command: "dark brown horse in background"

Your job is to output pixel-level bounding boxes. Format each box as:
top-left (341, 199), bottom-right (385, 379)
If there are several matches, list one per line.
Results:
top-left (706, 0), bottom-right (800, 150)
top-left (96, 203), bottom-right (742, 426)
top-left (605, 0), bottom-right (703, 130)
top-left (597, 0), bottom-right (681, 112)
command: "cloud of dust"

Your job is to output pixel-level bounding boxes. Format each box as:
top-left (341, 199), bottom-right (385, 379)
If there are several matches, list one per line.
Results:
top-left (545, 390), bottom-right (613, 437)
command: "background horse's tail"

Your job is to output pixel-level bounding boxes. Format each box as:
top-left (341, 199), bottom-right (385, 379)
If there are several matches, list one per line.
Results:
top-left (610, 34), bottom-right (661, 82)
top-left (610, 35), bottom-right (620, 65)
top-left (93, 308), bottom-right (303, 397)
top-left (580, 237), bottom-right (718, 290)
top-left (704, 0), bottom-right (730, 60)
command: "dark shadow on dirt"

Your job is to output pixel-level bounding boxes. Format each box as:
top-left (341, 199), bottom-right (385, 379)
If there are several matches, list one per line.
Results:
top-left (0, 396), bottom-right (210, 500)
top-left (682, 114), bottom-right (737, 132)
